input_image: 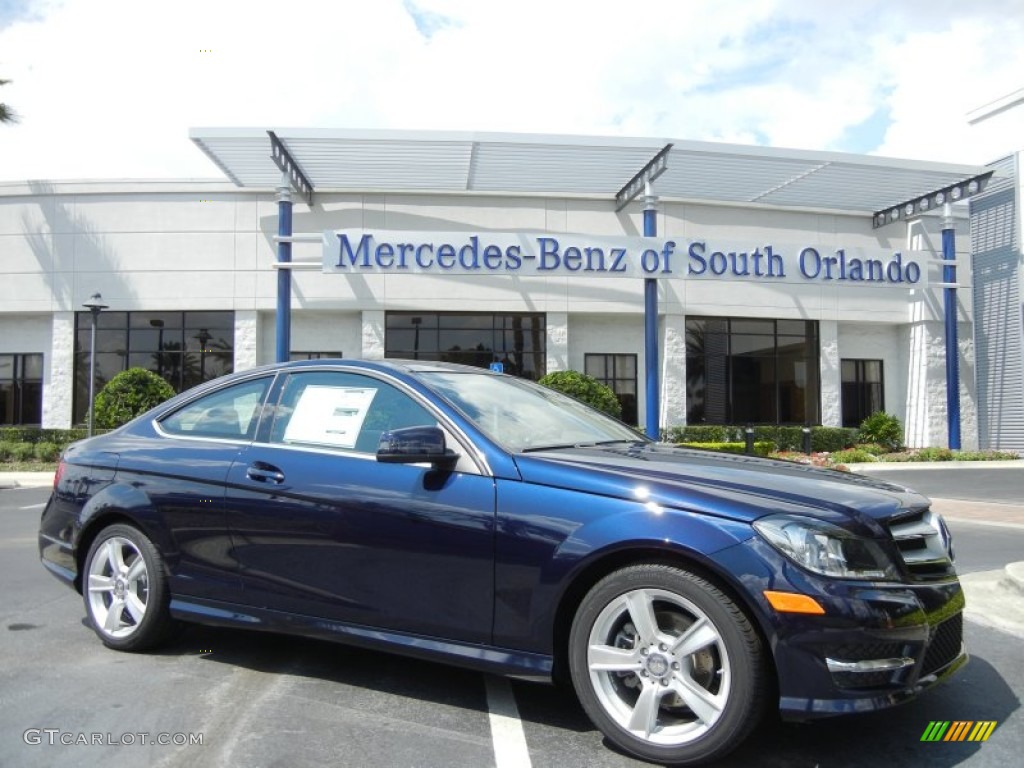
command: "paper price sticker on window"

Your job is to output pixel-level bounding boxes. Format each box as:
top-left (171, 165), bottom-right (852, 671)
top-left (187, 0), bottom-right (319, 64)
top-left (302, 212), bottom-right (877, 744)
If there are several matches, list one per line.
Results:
top-left (284, 385), bottom-right (377, 448)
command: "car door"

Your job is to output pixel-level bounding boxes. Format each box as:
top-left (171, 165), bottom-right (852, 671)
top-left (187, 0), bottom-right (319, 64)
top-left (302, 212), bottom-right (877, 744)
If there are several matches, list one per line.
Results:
top-left (132, 375), bottom-right (274, 602)
top-left (223, 369), bottom-right (496, 643)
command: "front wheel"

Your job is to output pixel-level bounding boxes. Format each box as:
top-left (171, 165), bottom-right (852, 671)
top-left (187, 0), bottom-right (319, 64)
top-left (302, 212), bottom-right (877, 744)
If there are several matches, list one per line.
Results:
top-left (82, 523), bottom-right (175, 651)
top-left (569, 564), bottom-right (766, 765)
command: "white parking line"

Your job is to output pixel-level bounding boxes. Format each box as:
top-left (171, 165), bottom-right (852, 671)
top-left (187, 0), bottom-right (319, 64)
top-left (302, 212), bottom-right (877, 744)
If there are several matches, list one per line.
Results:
top-left (19, 503), bottom-right (46, 510)
top-left (485, 675), bottom-right (532, 768)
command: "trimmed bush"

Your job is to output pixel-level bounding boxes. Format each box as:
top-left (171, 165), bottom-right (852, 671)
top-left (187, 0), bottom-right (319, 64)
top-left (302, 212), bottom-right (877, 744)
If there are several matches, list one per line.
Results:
top-left (538, 370), bottom-right (622, 419)
top-left (912, 446), bottom-right (956, 462)
top-left (858, 411), bottom-right (903, 450)
top-left (830, 447), bottom-right (879, 463)
top-left (10, 442), bottom-right (36, 462)
top-left (33, 442), bottom-right (61, 462)
top-left (677, 441), bottom-right (775, 457)
top-left (853, 442), bottom-right (888, 456)
top-left (662, 425), bottom-right (857, 452)
top-left (663, 425), bottom-right (736, 443)
top-left (811, 427), bottom-right (859, 453)
top-left (953, 450), bottom-right (1019, 461)
top-left (92, 368), bottom-right (177, 429)
top-left (0, 441), bottom-right (15, 461)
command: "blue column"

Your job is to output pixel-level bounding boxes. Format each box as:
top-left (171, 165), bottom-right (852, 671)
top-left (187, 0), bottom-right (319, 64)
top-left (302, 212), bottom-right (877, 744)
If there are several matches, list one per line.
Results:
top-left (276, 182), bottom-right (293, 363)
top-left (942, 207), bottom-right (960, 449)
top-left (643, 193), bottom-right (659, 439)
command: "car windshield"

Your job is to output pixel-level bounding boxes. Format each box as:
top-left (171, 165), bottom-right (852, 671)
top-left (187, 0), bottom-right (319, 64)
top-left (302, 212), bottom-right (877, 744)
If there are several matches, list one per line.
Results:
top-left (420, 371), bottom-right (645, 453)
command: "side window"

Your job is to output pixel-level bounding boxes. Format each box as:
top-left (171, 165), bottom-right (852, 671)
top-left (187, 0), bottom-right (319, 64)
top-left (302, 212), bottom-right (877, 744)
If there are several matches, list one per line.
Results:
top-left (270, 371), bottom-right (435, 454)
top-left (160, 378), bottom-right (271, 440)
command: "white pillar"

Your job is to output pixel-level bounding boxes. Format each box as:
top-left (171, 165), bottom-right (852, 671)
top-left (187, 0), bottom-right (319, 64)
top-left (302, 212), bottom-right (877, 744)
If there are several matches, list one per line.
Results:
top-left (233, 310), bottom-right (260, 371)
top-left (662, 313), bottom-right (687, 427)
top-left (546, 312), bottom-right (568, 373)
top-left (362, 310), bottom-right (386, 359)
top-left (819, 320), bottom-right (840, 427)
top-left (43, 311), bottom-right (74, 428)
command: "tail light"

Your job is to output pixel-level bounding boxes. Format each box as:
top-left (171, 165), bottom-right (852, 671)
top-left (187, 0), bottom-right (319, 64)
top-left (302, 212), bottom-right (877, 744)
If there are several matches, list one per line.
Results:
top-left (53, 458), bottom-right (66, 491)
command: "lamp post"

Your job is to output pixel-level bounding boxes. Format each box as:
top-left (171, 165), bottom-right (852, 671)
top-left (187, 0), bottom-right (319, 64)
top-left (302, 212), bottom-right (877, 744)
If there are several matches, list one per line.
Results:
top-left (195, 328), bottom-right (212, 381)
top-left (411, 317), bottom-right (422, 359)
top-left (149, 319), bottom-right (165, 378)
top-left (82, 293), bottom-right (108, 437)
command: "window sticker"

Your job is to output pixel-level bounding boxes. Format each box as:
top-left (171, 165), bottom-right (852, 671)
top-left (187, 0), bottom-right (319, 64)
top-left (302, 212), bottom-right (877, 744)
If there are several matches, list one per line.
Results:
top-left (283, 385), bottom-right (377, 448)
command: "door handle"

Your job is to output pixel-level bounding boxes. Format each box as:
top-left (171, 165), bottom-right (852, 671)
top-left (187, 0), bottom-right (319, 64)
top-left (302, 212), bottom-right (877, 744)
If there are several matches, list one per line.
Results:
top-left (246, 463), bottom-right (285, 484)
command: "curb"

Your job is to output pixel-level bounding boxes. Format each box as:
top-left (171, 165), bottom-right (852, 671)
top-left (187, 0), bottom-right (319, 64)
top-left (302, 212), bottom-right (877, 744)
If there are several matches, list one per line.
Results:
top-left (960, 563), bottom-right (1024, 638)
top-left (848, 460), bottom-right (1024, 471)
top-left (1005, 562), bottom-right (1024, 595)
top-left (0, 472), bottom-right (55, 490)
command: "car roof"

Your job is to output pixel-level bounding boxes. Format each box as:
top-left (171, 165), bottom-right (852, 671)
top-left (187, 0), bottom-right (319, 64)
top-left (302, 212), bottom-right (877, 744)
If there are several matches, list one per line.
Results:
top-left (267, 358), bottom-right (497, 376)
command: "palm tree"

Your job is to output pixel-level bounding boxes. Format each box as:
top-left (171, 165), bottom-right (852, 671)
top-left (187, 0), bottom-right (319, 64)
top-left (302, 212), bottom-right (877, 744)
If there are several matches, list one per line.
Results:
top-left (1, 78), bottom-right (18, 124)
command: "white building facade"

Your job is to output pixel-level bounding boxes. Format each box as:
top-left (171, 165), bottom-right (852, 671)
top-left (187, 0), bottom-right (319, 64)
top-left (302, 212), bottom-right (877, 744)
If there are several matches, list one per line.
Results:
top-left (0, 131), bottom-right (1002, 448)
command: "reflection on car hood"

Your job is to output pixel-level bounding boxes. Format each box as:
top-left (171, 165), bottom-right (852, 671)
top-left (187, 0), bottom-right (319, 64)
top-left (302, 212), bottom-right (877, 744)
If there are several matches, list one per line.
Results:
top-left (513, 444), bottom-right (928, 529)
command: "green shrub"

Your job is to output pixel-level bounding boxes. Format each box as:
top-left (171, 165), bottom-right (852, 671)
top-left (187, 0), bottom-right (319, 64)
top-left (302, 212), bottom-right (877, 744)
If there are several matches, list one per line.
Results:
top-left (10, 442), bottom-right (36, 462)
top-left (0, 441), bottom-right (15, 461)
top-left (812, 427), bottom-right (859, 453)
top-left (33, 442), bottom-right (61, 462)
top-left (663, 425), bottom-right (736, 443)
top-left (538, 370), bottom-right (622, 419)
top-left (677, 441), bottom-right (774, 457)
top-left (0, 427), bottom-right (90, 446)
top-left (92, 367), bottom-right (177, 429)
top-left (954, 450), bottom-right (1019, 461)
top-left (830, 447), bottom-right (879, 463)
top-left (854, 442), bottom-right (889, 456)
top-left (913, 446), bottom-right (956, 461)
top-left (662, 425), bottom-right (856, 452)
top-left (858, 411), bottom-right (903, 450)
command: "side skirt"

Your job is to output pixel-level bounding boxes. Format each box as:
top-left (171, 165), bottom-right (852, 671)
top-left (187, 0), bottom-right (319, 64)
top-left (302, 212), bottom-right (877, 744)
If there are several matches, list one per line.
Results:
top-left (169, 597), bottom-right (553, 682)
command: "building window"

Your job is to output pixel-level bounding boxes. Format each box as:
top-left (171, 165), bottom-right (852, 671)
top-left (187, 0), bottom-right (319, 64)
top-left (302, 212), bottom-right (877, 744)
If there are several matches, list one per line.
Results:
top-left (686, 317), bottom-right (820, 425)
top-left (841, 359), bottom-right (884, 428)
top-left (585, 353), bottom-right (638, 425)
top-left (74, 311), bottom-right (234, 424)
top-left (385, 312), bottom-right (546, 380)
top-left (289, 352), bottom-right (343, 361)
top-left (0, 354), bottom-right (44, 425)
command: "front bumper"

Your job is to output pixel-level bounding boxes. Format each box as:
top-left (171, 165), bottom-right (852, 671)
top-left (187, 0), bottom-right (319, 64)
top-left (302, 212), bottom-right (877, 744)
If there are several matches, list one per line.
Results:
top-left (721, 537), bottom-right (968, 719)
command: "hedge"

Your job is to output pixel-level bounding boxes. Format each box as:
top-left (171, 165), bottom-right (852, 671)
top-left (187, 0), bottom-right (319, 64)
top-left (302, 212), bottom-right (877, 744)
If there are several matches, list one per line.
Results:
top-left (0, 427), bottom-right (92, 446)
top-left (676, 441), bottom-right (775, 457)
top-left (662, 425), bottom-right (858, 452)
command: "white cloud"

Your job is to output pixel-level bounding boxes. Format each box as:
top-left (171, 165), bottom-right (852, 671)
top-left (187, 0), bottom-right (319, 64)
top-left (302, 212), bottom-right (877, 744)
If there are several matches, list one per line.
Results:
top-left (0, 0), bottom-right (1020, 182)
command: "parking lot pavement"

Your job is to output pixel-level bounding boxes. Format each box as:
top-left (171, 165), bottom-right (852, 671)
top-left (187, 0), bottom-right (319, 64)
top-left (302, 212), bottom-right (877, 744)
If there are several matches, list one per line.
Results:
top-left (5, 467), bottom-right (1024, 766)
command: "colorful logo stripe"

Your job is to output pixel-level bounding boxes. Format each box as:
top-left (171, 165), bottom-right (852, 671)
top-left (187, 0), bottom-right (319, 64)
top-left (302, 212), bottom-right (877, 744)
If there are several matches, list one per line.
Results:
top-left (920, 721), bottom-right (997, 742)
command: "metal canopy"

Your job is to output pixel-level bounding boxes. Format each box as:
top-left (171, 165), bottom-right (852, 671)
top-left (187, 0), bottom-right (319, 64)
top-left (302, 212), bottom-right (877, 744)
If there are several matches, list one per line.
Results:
top-left (189, 127), bottom-right (991, 213)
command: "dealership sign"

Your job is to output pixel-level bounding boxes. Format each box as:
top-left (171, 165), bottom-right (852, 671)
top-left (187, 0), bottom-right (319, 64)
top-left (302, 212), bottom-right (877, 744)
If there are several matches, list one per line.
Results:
top-left (323, 230), bottom-right (924, 285)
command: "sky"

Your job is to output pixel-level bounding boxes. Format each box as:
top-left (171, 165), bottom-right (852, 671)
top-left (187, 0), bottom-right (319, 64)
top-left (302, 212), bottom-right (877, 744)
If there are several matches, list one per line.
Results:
top-left (0, 0), bottom-right (1022, 183)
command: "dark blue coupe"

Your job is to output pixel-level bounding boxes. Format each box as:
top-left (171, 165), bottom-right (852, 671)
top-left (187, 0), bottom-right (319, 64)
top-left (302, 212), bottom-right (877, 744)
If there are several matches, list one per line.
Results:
top-left (39, 359), bottom-right (966, 765)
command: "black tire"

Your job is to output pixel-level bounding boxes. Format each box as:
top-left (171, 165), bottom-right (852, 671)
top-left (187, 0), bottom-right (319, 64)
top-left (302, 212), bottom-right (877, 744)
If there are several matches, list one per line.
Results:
top-left (568, 564), bottom-right (766, 765)
top-left (82, 523), bottom-right (175, 651)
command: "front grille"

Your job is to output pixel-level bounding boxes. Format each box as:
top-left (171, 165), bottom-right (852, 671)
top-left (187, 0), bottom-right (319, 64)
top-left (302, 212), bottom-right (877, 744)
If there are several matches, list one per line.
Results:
top-left (830, 642), bottom-right (905, 661)
top-left (831, 670), bottom-right (897, 689)
top-left (885, 509), bottom-right (956, 581)
top-left (922, 614), bottom-right (963, 677)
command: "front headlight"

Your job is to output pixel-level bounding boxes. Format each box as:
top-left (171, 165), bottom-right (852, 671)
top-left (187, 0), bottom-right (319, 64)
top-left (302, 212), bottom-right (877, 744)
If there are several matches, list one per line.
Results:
top-left (753, 514), bottom-right (899, 580)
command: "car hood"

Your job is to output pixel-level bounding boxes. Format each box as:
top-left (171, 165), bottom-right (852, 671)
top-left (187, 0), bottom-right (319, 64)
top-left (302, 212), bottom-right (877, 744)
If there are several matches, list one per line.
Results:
top-left (513, 443), bottom-right (928, 530)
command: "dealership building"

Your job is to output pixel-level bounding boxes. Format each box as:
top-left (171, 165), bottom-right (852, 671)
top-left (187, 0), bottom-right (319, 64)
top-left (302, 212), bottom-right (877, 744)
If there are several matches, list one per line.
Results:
top-left (1, 129), bottom-right (1021, 451)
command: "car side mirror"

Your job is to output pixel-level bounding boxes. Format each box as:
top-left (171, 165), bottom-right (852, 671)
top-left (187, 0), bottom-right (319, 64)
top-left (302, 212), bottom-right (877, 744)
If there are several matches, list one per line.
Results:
top-left (376, 425), bottom-right (459, 469)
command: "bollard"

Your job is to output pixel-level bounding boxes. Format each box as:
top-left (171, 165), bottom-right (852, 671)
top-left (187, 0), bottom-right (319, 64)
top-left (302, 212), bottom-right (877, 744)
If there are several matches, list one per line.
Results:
top-left (802, 426), bottom-right (812, 455)
top-left (745, 426), bottom-right (755, 456)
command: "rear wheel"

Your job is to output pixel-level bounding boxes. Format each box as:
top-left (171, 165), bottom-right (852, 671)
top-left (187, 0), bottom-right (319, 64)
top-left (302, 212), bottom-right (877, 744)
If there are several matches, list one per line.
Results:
top-left (83, 524), bottom-right (175, 651)
top-left (569, 564), bottom-right (766, 765)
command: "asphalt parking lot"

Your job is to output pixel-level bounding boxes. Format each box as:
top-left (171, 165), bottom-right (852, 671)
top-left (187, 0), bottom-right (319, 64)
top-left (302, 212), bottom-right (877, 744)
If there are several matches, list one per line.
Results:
top-left (3, 474), bottom-right (1023, 767)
